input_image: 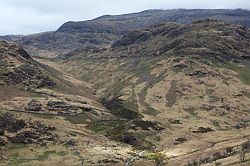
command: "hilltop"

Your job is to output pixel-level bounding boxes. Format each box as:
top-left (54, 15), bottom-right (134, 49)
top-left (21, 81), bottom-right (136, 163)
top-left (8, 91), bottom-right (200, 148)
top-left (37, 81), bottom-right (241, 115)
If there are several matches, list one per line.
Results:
top-left (1, 9), bottom-right (250, 57)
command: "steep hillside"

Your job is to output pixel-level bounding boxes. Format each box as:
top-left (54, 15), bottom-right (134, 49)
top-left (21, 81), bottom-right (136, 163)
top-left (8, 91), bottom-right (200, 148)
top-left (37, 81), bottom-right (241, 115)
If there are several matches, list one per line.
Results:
top-left (52, 20), bottom-right (250, 165)
top-left (65, 19), bottom-right (250, 60)
top-left (0, 41), bottom-right (56, 91)
top-left (0, 41), bottom-right (140, 166)
top-left (1, 19), bottom-right (250, 165)
top-left (0, 41), bottom-right (174, 166)
top-left (1, 9), bottom-right (250, 57)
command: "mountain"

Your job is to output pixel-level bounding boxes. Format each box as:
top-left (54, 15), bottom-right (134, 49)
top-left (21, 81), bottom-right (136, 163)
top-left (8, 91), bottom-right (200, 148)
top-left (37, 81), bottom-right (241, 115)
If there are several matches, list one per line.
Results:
top-left (1, 9), bottom-right (250, 57)
top-left (53, 20), bottom-right (250, 165)
top-left (1, 13), bottom-right (250, 166)
top-left (62, 19), bottom-right (250, 61)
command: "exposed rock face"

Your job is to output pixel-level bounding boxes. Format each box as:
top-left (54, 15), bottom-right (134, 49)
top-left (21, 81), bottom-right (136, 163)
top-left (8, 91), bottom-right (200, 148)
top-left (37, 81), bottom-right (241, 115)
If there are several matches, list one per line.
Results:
top-left (64, 139), bottom-right (77, 147)
top-left (25, 100), bottom-right (43, 112)
top-left (0, 113), bottom-right (57, 146)
top-left (169, 119), bottom-right (182, 124)
top-left (0, 112), bottom-right (26, 133)
top-left (24, 99), bottom-right (91, 115)
top-left (192, 127), bottom-right (215, 133)
top-left (112, 30), bottom-right (151, 48)
top-left (0, 41), bottom-right (56, 90)
top-left (174, 138), bottom-right (187, 145)
top-left (1, 65), bottom-right (56, 90)
top-left (189, 70), bottom-right (208, 78)
top-left (0, 41), bottom-right (30, 60)
top-left (46, 101), bottom-right (80, 114)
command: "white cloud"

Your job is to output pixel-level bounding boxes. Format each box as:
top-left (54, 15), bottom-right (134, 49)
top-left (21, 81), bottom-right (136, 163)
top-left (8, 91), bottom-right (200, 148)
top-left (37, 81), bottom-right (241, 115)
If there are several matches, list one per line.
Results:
top-left (0, 0), bottom-right (249, 35)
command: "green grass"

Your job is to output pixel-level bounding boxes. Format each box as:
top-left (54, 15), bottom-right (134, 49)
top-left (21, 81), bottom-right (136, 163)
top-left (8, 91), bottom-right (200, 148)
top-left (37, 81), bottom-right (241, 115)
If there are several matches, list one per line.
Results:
top-left (64, 114), bottom-right (90, 124)
top-left (88, 119), bottom-right (125, 134)
top-left (200, 57), bottom-right (250, 85)
top-left (8, 153), bottom-right (31, 166)
top-left (36, 150), bottom-right (57, 161)
top-left (121, 100), bottom-right (138, 113)
top-left (166, 80), bottom-right (178, 107)
top-left (32, 113), bottom-right (56, 119)
top-left (136, 57), bottom-right (166, 111)
top-left (207, 59), bottom-right (250, 85)
top-left (184, 107), bottom-right (198, 116)
top-left (223, 61), bottom-right (250, 85)
top-left (202, 104), bottom-right (214, 112)
top-left (126, 84), bottom-right (139, 110)
top-left (31, 112), bottom-right (89, 124)
top-left (103, 77), bottom-right (131, 98)
top-left (89, 121), bottom-right (120, 133)
top-left (80, 73), bottom-right (92, 81)
top-left (7, 150), bottom-right (68, 165)
top-left (143, 107), bottom-right (160, 116)
top-left (56, 151), bottom-right (68, 156)
top-left (205, 88), bottom-right (215, 96)
top-left (211, 120), bottom-right (221, 129)
top-left (8, 144), bottom-right (29, 150)
top-left (90, 124), bottom-right (113, 133)
top-left (209, 95), bottom-right (221, 103)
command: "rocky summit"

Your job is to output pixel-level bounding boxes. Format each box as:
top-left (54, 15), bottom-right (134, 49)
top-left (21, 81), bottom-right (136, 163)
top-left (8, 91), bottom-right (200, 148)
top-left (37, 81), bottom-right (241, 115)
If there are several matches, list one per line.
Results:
top-left (0, 10), bottom-right (250, 166)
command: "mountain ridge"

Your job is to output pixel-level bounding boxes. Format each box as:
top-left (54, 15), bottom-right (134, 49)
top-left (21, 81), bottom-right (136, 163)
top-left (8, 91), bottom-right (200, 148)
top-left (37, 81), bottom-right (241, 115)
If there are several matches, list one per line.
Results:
top-left (61, 19), bottom-right (250, 62)
top-left (0, 10), bottom-right (250, 166)
top-left (1, 9), bottom-right (250, 57)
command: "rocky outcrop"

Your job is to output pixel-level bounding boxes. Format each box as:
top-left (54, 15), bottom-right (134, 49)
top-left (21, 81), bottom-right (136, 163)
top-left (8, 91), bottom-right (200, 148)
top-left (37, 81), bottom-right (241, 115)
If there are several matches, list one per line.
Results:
top-left (0, 41), bottom-right (30, 60)
top-left (112, 30), bottom-right (151, 47)
top-left (1, 65), bottom-right (56, 90)
top-left (46, 100), bottom-right (80, 114)
top-left (0, 113), bottom-right (57, 146)
top-left (0, 41), bottom-right (56, 90)
top-left (192, 127), bottom-right (214, 133)
top-left (0, 112), bottom-right (26, 133)
top-left (189, 70), bottom-right (208, 78)
top-left (25, 100), bottom-right (43, 112)
top-left (24, 100), bottom-right (91, 115)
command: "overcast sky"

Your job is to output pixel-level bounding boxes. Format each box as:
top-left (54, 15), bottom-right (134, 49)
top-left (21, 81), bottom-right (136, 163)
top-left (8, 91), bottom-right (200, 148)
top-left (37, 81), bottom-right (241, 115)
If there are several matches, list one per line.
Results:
top-left (0, 0), bottom-right (249, 35)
